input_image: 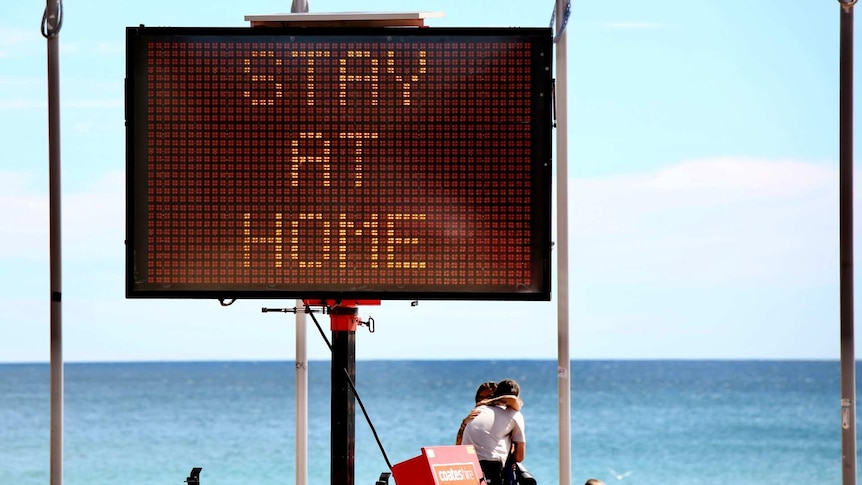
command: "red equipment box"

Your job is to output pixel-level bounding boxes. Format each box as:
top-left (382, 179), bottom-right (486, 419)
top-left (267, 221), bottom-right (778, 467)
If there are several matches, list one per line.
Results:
top-left (392, 445), bottom-right (483, 485)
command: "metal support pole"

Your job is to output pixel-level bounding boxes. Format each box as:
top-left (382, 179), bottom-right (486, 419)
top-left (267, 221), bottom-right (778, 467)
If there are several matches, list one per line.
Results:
top-left (330, 311), bottom-right (357, 485)
top-left (554, 1), bottom-right (572, 485)
top-left (839, 2), bottom-right (858, 485)
top-left (291, 0), bottom-right (309, 14)
top-left (289, 0), bottom-right (309, 480)
top-left (296, 300), bottom-right (308, 485)
top-left (43, 1), bottom-right (64, 483)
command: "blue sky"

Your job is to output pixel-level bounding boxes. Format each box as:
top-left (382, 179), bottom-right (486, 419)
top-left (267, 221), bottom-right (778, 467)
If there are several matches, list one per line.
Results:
top-left (0, 0), bottom-right (851, 362)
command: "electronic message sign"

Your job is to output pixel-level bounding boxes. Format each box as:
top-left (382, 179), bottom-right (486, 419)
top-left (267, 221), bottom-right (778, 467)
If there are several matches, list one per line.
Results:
top-left (126, 26), bottom-right (553, 300)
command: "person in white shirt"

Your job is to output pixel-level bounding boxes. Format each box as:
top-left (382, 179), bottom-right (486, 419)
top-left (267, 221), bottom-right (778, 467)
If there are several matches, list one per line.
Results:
top-left (460, 379), bottom-right (526, 485)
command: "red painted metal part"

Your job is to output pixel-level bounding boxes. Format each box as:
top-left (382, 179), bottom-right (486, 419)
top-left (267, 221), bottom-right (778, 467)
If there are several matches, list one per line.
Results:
top-left (303, 299), bottom-right (381, 331)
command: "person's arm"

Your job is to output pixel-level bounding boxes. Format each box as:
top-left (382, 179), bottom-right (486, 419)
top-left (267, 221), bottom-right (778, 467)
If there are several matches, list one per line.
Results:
top-left (481, 396), bottom-right (522, 411)
top-left (455, 409), bottom-right (482, 445)
top-left (455, 419), bottom-right (467, 445)
top-left (512, 441), bottom-right (525, 462)
top-left (510, 412), bottom-right (526, 462)
top-left (500, 396), bottom-right (522, 411)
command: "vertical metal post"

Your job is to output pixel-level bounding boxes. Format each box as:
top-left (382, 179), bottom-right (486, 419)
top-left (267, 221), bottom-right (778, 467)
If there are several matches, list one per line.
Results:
top-left (49, 35), bottom-right (64, 483)
top-left (296, 301), bottom-right (308, 485)
top-left (289, 0), bottom-right (309, 480)
top-left (43, 1), bottom-right (64, 484)
top-left (554, 1), bottom-right (572, 485)
top-left (839, 2), bottom-right (858, 485)
top-left (330, 306), bottom-right (358, 485)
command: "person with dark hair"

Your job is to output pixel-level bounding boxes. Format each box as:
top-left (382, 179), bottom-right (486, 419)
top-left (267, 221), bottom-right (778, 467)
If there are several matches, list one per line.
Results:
top-left (584, 479), bottom-right (605, 485)
top-left (460, 379), bottom-right (526, 485)
top-left (475, 381), bottom-right (498, 403)
top-left (455, 381), bottom-right (498, 445)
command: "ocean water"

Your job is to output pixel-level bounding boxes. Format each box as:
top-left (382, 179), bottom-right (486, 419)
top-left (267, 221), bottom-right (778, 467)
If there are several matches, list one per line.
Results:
top-left (0, 360), bottom-right (850, 485)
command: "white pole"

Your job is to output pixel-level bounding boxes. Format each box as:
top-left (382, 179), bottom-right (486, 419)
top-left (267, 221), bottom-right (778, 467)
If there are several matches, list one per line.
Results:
top-left (554, 1), bottom-right (572, 485)
top-left (288, 0), bottom-right (309, 473)
top-left (296, 300), bottom-right (308, 485)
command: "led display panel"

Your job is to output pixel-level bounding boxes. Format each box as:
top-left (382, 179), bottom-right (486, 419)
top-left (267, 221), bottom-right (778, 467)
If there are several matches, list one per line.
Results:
top-left (126, 26), bottom-right (553, 300)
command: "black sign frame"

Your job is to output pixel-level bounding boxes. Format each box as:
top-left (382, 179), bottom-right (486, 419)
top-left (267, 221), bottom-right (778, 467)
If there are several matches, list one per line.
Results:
top-left (126, 26), bottom-right (553, 300)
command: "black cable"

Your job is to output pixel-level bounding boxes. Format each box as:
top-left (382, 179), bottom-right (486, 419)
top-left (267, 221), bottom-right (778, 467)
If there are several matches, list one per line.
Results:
top-left (308, 305), bottom-right (393, 471)
top-left (308, 309), bottom-right (333, 351)
top-left (343, 367), bottom-right (393, 472)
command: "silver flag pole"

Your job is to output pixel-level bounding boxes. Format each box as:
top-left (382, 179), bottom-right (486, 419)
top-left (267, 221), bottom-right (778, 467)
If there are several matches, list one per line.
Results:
top-left (553, 1), bottom-right (571, 485)
top-left (290, 0), bottom-right (310, 481)
top-left (42, 1), bottom-right (64, 484)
